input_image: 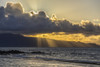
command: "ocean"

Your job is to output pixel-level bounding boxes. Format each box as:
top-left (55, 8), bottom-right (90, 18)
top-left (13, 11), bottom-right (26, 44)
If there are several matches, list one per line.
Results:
top-left (0, 47), bottom-right (100, 67)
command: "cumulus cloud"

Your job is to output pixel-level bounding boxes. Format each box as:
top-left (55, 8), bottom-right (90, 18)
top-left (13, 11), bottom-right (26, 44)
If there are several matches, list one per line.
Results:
top-left (80, 20), bottom-right (100, 33)
top-left (0, 3), bottom-right (53, 32)
top-left (0, 2), bottom-right (100, 34)
top-left (5, 2), bottom-right (24, 16)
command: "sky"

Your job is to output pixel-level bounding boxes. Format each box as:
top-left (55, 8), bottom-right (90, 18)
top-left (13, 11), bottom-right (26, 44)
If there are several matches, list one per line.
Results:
top-left (0, 0), bottom-right (100, 46)
top-left (1, 0), bottom-right (100, 23)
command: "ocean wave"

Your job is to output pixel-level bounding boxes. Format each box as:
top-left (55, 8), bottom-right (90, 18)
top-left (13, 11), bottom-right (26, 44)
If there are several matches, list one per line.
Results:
top-left (35, 57), bottom-right (100, 65)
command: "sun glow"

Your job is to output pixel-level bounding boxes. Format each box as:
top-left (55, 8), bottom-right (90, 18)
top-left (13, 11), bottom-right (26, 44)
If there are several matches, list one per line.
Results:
top-left (24, 32), bottom-right (100, 45)
top-left (19, 0), bottom-right (38, 12)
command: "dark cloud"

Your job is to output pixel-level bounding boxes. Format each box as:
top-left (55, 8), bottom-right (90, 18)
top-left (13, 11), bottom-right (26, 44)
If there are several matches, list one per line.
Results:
top-left (0, 7), bottom-right (5, 21)
top-left (0, 2), bottom-right (100, 34)
top-left (80, 20), bottom-right (100, 34)
top-left (5, 2), bottom-right (23, 16)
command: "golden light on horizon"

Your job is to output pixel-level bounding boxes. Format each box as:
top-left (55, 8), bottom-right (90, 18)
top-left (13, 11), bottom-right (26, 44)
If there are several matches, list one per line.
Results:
top-left (24, 32), bottom-right (100, 45)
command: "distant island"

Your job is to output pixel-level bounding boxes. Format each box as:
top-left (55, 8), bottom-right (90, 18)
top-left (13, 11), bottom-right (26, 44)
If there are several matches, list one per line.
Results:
top-left (0, 33), bottom-right (99, 47)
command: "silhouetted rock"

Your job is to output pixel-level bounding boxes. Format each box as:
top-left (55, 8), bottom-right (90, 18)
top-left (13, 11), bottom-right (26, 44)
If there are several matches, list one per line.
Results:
top-left (0, 50), bottom-right (25, 55)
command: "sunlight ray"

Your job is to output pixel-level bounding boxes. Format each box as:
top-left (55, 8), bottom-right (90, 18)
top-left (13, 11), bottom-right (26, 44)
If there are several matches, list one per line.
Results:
top-left (46, 39), bottom-right (57, 47)
top-left (37, 38), bottom-right (42, 47)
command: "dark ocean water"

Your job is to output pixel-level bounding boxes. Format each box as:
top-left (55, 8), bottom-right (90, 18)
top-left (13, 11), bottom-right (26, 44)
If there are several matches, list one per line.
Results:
top-left (0, 47), bottom-right (100, 67)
